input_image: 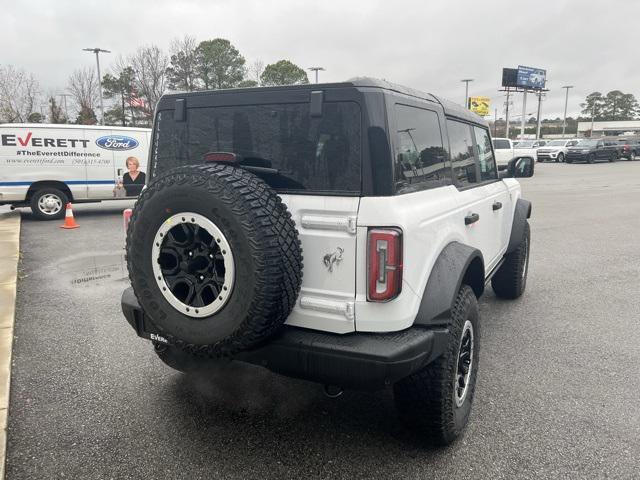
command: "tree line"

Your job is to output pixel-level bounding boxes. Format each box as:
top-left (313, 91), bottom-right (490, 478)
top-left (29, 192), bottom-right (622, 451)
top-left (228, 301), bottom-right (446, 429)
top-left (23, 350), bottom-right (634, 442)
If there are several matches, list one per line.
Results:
top-left (0, 36), bottom-right (310, 127)
top-left (580, 90), bottom-right (639, 121)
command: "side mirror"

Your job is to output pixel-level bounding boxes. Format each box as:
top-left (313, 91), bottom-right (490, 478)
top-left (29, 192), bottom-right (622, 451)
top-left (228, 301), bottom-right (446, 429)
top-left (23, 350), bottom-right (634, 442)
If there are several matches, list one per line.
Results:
top-left (502, 157), bottom-right (534, 178)
top-left (513, 157), bottom-right (534, 177)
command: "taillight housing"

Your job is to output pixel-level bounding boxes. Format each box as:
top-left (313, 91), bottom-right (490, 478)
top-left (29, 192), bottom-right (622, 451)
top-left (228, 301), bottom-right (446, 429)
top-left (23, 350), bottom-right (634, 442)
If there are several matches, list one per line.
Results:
top-left (367, 228), bottom-right (403, 302)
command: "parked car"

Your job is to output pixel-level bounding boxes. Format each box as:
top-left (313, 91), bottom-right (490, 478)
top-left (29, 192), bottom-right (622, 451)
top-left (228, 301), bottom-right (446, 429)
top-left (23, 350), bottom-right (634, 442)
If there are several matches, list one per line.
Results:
top-left (0, 124), bottom-right (151, 219)
top-left (493, 137), bottom-right (537, 170)
top-left (565, 139), bottom-right (618, 163)
top-left (616, 138), bottom-right (640, 160)
top-left (513, 140), bottom-right (546, 149)
top-left (536, 139), bottom-right (580, 163)
top-left (120, 77), bottom-right (533, 445)
top-left (603, 139), bottom-right (623, 159)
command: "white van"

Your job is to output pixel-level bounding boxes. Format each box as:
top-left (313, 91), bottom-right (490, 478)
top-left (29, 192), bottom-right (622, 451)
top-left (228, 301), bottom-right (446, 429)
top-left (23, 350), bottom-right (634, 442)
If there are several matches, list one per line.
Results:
top-left (0, 123), bottom-right (151, 219)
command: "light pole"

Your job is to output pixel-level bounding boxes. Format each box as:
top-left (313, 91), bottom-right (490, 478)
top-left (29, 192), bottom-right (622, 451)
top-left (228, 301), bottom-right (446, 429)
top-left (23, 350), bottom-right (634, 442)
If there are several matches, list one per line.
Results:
top-left (308, 67), bottom-right (325, 84)
top-left (561, 85), bottom-right (573, 139)
top-left (83, 47), bottom-right (110, 125)
top-left (535, 91), bottom-right (544, 139)
top-left (461, 78), bottom-right (473, 108)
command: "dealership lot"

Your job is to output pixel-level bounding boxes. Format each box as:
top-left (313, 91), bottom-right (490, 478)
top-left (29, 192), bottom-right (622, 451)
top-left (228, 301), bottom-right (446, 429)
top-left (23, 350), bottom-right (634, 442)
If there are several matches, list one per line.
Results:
top-left (5, 162), bottom-right (640, 479)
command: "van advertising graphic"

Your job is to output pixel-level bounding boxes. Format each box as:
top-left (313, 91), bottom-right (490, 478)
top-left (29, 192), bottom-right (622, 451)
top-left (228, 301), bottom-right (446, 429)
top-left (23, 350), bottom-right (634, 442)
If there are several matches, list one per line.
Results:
top-left (0, 125), bottom-right (150, 203)
top-left (95, 135), bottom-right (139, 151)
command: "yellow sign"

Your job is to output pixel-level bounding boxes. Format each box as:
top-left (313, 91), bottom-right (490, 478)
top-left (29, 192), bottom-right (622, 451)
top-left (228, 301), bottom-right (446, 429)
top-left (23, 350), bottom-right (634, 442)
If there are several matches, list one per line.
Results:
top-left (469, 96), bottom-right (490, 116)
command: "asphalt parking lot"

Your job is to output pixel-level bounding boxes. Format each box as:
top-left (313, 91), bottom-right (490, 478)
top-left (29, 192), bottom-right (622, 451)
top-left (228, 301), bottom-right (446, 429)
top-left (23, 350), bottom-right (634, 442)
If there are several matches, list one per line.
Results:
top-left (6, 162), bottom-right (640, 479)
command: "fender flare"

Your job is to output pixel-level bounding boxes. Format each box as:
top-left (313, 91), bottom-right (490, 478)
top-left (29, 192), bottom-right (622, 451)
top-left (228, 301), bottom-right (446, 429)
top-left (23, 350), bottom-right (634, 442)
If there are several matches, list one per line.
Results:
top-left (506, 198), bottom-right (532, 253)
top-left (414, 242), bottom-right (484, 327)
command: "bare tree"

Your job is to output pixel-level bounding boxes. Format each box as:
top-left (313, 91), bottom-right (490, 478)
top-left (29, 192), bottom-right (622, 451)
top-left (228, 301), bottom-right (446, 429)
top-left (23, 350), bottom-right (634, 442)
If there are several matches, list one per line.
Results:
top-left (0, 65), bottom-right (40, 123)
top-left (249, 59), bottom-right (265, 86)
top-left (167, 35), bottom-right (199, 91)
top-left (130, 44), bottom-right (169, 116)
top-left (67, 67), bottom-right (99, 115)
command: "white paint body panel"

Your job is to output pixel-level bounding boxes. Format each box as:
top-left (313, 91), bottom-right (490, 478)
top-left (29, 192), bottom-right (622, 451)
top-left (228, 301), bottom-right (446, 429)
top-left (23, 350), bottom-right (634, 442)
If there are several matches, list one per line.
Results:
top-left (279, 194), bottom-right (360, 334)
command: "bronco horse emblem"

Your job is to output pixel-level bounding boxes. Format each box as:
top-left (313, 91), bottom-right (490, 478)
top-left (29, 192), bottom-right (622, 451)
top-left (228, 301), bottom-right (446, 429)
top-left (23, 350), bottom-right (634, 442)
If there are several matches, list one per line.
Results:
top-left (323, 247), bottom-right (344, 273)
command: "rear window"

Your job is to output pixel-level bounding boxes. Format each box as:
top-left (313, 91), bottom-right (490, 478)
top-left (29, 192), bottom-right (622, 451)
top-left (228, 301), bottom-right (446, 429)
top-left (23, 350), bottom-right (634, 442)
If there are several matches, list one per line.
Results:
top-left (493, 139), bottom-right (510, 149)
top-left (151, 102), bottom-right (362, 194)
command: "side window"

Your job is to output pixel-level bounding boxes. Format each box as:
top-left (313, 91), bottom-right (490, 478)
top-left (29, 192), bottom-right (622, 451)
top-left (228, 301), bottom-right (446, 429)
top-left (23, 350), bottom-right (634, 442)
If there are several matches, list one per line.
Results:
top-left (394, 104), bottom-right (450, 193)
top-left (447, 119), bottom-right (478, 187)
top-left (473, 126), bottom-right (497, 181)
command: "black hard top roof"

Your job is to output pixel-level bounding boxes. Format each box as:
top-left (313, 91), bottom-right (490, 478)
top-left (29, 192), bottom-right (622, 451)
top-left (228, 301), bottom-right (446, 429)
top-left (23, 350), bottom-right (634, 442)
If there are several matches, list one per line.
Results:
top-left (160, 76), bottom-right (486, 126)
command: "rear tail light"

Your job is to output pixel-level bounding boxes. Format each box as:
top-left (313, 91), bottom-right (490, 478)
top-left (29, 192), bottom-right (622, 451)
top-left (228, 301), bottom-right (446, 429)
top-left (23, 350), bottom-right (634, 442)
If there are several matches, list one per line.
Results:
top-left (367, 228), bottom-right (403, 302)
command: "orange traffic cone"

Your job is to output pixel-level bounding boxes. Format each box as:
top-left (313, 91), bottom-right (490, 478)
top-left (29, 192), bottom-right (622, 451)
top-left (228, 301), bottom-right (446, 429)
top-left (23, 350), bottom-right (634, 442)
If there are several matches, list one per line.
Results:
top-left (60, 203), bottom-right (80, 229)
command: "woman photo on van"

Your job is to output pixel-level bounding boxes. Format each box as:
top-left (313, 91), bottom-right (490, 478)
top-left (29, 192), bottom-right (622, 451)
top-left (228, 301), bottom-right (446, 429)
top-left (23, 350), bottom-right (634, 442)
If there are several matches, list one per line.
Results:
top-left (123, 156), bottom-right (146, 196)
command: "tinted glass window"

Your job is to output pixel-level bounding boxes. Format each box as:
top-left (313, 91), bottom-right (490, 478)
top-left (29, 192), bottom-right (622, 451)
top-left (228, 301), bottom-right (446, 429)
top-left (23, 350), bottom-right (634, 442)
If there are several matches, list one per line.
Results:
top-left (152, 102), bottom-right (362, 194)
top-left (447, 119), bottom-right (478, 186)
top-left (473, 126), bottom-right (497, 181)
top-left (493, 139), bottom-right (511, 149)
top-left (394, 104), bottom-right (449, 193)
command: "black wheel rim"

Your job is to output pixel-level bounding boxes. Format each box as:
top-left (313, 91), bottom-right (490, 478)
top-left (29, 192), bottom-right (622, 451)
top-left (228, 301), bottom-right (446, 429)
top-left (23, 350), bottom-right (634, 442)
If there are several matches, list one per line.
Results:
top-left (152, 213), bottom-right (235, 318)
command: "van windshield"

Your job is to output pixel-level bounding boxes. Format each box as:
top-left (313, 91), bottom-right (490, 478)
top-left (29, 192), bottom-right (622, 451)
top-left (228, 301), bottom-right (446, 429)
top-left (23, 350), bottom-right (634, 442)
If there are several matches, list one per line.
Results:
top-left (151, 102), bottom-right (362, 194)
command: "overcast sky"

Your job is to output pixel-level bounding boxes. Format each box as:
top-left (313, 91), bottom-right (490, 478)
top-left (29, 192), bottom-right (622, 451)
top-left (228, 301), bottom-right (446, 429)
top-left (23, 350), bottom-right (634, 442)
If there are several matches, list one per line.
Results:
top-left (2, 0), bottom-right (637, 120)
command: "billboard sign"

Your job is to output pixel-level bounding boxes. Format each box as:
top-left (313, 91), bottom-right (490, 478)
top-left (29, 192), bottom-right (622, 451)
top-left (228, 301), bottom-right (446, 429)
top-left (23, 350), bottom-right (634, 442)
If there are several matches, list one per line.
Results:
top-left (502, 68), bottom-right (518, 88)
top-left (468, 96), bottom-right (490, 116)
top-left (516, 66), bottom-right (546, 89)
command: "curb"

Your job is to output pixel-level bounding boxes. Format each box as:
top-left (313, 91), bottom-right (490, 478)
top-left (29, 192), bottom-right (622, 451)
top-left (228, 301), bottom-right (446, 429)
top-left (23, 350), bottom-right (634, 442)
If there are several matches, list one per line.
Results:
top-left (0, 211), bottom-right (20, 480)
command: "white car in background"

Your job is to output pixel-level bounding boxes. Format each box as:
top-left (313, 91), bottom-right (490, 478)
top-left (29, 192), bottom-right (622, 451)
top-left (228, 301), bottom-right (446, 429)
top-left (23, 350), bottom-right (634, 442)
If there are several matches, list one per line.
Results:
top-left (536, 139), bottom-right (580, 163)
top-left (492, 137), bottom-right (538, 170)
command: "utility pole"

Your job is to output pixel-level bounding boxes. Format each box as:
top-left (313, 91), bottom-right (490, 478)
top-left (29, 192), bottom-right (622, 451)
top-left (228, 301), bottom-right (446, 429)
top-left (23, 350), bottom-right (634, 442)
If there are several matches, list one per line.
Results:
top-left (494, 107), bottom-right (498, 137)
top-left (561, 85), bottom-right (573, 139)
top-left (505, 88), bottom-right (511, 139)
top-left (535, 91), bottom-right (543, 139)
top-left (83, 47), bottom-right (111, 125)
top-left (308, 67), bottom-right (325, 84)
top-left (520, 90), bottom-right (527, 140)
top-left (461, 78), bottom-right (473, 108)
top-left (590, 103), bottom-right (595, 138)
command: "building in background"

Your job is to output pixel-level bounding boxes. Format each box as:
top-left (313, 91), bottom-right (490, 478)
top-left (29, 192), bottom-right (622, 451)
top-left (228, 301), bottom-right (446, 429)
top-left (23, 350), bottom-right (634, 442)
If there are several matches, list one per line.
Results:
top-left (577, 120), bottom-right (640, 137)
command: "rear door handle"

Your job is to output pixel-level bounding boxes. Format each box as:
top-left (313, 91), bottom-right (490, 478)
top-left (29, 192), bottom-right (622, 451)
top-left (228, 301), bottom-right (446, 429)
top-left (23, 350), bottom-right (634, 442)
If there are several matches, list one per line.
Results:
top-left (492, 201), bottom-right (503, 211)
top-left (465, 213), bottom-right (480, 225)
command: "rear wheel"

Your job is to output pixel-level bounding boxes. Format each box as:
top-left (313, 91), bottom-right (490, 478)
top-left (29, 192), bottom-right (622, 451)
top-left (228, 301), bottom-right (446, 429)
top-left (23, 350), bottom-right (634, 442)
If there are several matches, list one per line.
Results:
top-left (29, 188), bottom-right (68, 220)
top-left (394, 285), bottom-right (480, 445)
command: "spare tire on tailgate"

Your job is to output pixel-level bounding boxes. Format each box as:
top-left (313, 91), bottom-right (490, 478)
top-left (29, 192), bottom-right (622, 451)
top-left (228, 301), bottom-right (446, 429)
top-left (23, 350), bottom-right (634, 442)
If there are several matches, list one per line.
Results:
top-left (126, 163), bottom-right (303, 356)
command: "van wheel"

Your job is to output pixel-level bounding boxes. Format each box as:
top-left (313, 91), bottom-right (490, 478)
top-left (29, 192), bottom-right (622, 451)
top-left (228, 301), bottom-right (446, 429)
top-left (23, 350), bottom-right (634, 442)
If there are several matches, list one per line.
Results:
top-left (30, 188), bottom-right (68, 220)
top-left (394, 285), bottom-right (480, 445)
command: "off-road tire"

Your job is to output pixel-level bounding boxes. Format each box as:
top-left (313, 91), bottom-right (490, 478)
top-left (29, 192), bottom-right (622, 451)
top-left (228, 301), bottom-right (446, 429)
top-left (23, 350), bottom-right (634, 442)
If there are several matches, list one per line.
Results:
top-left (491, 222), bottom-right (530, 299)
top-left (126, 163), bottom-right (303, 357)
top-left (30, 188), bottom-right (68, 220)
top-left (394, 285), bottom-right (480, 445)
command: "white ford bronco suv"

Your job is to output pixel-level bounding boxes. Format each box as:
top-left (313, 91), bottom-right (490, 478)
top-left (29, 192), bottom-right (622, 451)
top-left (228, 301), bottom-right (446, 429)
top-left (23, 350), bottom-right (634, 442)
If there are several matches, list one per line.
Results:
top-left (121, 78), bottom-right (532, 445)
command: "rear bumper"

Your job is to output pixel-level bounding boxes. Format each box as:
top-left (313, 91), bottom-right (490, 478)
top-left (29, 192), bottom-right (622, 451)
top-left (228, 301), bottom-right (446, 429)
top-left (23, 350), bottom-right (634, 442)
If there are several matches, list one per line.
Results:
top-left (121, 288), bottom-right (449, 390)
